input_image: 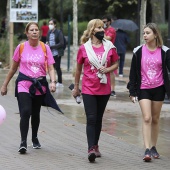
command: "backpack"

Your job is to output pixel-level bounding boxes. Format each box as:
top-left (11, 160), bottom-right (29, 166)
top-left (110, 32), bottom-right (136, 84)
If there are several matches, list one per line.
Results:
top-left (56, 30), bottom-right (67, 50)
top-left (63, 35), bottom-right (67, 50)
top-left (19, 41), bottom-right (48, 72)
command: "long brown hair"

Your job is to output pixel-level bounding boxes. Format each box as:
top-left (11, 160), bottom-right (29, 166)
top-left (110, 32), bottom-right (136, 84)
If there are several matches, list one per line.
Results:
top-left (143, 23), bottom-right (163, 47)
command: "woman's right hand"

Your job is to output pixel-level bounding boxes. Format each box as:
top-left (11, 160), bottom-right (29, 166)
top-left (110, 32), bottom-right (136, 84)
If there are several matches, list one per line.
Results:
top-left (1, 85), bottom-right (7, 96)
top-left (72, 88), bottom-right (80, 98)
top-left (129, 96), bottom-right (138, 103)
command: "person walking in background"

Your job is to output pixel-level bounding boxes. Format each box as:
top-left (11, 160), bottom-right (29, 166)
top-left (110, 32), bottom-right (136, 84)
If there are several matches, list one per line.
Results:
top-left (128, 23), bottom-right (170, 162)
top-left (72, 19), bottom-right (119, 162)
top-left (102, 15), bottom-right (117, 97)
top-left (46, 19), bottom-right (64, 87)
top-left (114, 29), bottom-right (130, 77)
top-left (0, 22), bottom-right (57, 154)
top-left (40, 21), bottom-right (49, 43)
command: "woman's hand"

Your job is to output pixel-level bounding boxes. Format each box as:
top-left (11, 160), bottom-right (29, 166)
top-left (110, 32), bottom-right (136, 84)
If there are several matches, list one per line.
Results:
top-left (49, 82), bottom-right (56, 92)
top-left (129, 96), bottom-right (138, 103)
top-left (99, 66), bottom-right (108, 74)
top-left (1, 85), bottom-right (7, 96)
top-left (72, 88), bottom-right (80, 98)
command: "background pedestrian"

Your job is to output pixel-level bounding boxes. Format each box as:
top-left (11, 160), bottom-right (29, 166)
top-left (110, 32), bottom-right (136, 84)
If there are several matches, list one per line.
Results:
top-left (102, 15), bottom-right (117, 97)
top-left (114, 29), bottom-right (130, 77)
top-left (40, 21), bottom-right (49, 43)
top-left (46, 19), bottom-right (65, 87)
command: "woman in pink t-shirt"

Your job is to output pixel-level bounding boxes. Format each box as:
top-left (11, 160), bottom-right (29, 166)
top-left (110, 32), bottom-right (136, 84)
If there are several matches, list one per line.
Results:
top-left (72, 19), bottom-right (119, 162)
top-left (128, 23), bottom-right (170, 161)
top-left (0, 22), bottom-right (57, 154)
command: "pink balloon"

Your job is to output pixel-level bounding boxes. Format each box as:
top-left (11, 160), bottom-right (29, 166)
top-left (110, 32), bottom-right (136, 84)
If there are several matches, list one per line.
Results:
top-left (0, 105), bottom-right (6, 125)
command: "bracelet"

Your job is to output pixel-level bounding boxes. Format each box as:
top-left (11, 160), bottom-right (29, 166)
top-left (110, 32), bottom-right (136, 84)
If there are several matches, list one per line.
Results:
top-left (50, 80), bottom-right (57, 83)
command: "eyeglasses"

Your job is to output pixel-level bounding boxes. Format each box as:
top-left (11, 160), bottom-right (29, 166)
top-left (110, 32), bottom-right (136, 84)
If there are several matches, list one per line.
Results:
top-left (103, 21), bottom-right (108, 23)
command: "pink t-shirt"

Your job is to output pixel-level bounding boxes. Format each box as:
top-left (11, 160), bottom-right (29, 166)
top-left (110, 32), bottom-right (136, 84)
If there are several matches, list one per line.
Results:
top-left (77, 44), bottom-right (119, 95)
top-left (104, 27), bottom-right (116, 44)
top-left (141, 45), bottom-right (163, 89)
top-left (13, 41), bottom-right (55, 95)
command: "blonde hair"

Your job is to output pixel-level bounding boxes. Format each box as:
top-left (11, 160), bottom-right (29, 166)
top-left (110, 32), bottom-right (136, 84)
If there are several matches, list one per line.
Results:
top-left (144, 23), bottom-right (163, 47)
top-left (25, 22), bottom-right (39, 34)
top-left (80, 19), bottom-right (104, 44)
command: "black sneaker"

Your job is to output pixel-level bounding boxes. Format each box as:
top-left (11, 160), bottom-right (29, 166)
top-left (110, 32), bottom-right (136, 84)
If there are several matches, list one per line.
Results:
top-left (150, 146), bottom-right (160, 159)
top-left (32, 137), bottom-right (41, 149)
top-left (88, 146), bottom-right (96, 163)
top-left (110, 91), bottom-right (116, 97)
top-left (18, 140), bottom-right (27, 154)
top-left (143, 148), bottom-right (152, 162)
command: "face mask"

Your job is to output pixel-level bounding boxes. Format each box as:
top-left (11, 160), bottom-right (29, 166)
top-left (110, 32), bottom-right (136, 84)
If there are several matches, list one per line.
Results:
top-left (104, 23), bottom-right (107, 29)
top-left (49, 25), bottom-right (54, 30)
top-left (94, 31), bottom-right (104, 40)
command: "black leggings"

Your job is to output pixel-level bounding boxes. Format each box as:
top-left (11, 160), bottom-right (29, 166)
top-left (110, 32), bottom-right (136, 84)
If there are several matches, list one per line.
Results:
top-left (82, 94), bottom-right (110, 150)
top-left (53, 55), bottom-right (62, 83)
top-left (17, 92), bottom-right (44, 141)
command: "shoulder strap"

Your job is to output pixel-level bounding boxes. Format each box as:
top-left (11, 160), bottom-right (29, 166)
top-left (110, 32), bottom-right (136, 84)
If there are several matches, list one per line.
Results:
top-left (40, 41), bottom-right (48, 72)
top-left (19, 41), bottom-right (48, 72)
top-left (19, 42), bottom-right (25, 60)
top-left (40, 41), bottom-right (47, 55)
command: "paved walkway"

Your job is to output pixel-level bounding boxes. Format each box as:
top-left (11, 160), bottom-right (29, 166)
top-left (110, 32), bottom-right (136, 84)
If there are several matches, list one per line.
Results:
top-left (0, 51), bottom-right (170, 169)
top-left (0, 94), bottom-right (170, 170)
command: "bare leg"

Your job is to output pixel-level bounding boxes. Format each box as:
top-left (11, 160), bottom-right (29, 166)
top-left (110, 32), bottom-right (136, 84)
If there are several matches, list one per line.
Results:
top-left (151, 101), bottom-right (163, 147)
top-left (139, 99), bottom-right (152, 149)
top-left (110, 72), bottom-right (115, 91)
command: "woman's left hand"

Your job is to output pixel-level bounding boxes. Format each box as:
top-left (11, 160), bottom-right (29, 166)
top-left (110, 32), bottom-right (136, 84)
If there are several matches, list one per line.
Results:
top-left (99, 66), bottom-right (108, 74)
top-left (49, 82), bottom-right (56, 92)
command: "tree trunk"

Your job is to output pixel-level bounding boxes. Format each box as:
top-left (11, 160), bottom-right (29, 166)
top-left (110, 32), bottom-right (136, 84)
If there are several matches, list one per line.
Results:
top-left (6, 0), bottom-right (10, 65)
top-left (140, 0), bottom-right (147, 44)
top-left (150, 0), bottom-right (165, 24)
top-left (72, 0), bottom-right (78, 76)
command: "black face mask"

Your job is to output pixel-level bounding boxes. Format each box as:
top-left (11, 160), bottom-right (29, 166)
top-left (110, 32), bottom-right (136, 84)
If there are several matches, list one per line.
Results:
top-left (94, 31), bottom-right (104, 40)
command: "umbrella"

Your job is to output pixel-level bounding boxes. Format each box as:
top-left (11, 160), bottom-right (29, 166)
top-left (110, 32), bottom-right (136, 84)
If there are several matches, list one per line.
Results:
top-left (111, 19), bottom-right (138, 32)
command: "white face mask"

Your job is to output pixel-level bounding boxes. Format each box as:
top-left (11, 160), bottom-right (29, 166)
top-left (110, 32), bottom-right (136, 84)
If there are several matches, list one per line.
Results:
top-left (104, 23), bottom-right (107, 29)
top-left (49, 25), bottom-right (54, 30)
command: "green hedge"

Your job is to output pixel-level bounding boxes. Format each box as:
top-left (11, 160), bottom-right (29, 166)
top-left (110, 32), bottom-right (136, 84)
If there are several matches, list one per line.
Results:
top-left (0, 34), bottom-right (19, 66)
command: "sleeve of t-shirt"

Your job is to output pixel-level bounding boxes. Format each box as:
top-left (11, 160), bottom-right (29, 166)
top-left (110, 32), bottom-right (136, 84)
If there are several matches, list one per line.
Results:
top-left (111, 48), bottom-right (119, 63)
top-left (46, 44), bottom-right (55, 65)
top-left (77, 45), bottom-right (84, 64)
top-left (112, 29), bottom-right (116, 43)
top-left (107, 28), bottom-right (116, 43)
top-left (12, 44), bottom-right (20, 62)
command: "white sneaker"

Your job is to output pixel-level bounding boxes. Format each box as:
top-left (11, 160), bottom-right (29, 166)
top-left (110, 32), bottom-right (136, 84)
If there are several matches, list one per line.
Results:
top-left (56, 83), bottom-right (64, 87)
top-left (119, 74), bottom-right (123, 77)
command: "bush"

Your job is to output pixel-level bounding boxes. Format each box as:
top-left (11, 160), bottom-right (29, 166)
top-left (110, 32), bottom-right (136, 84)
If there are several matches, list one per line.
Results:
top-left (0, 37), bottom-right (9, 63)
top-left (158, 23), bottom-right (168, 45)
top-left (0, 34), bottom-right (19, 67)
top-left (62, 21), bottom-right (88, 44)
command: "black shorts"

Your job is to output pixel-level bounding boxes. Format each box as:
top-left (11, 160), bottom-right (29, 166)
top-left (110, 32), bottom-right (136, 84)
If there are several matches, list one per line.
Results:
top-left (138, 85), bottom-right (165, 101)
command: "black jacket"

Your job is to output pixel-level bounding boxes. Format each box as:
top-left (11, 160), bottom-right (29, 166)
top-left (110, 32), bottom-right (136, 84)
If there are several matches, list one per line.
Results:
top-left (15, 72), bottom-right (63, 113)
top-left (46, 29), bottom-right (64, 56)
top-left (128, 45), bottom-right (170, 98)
